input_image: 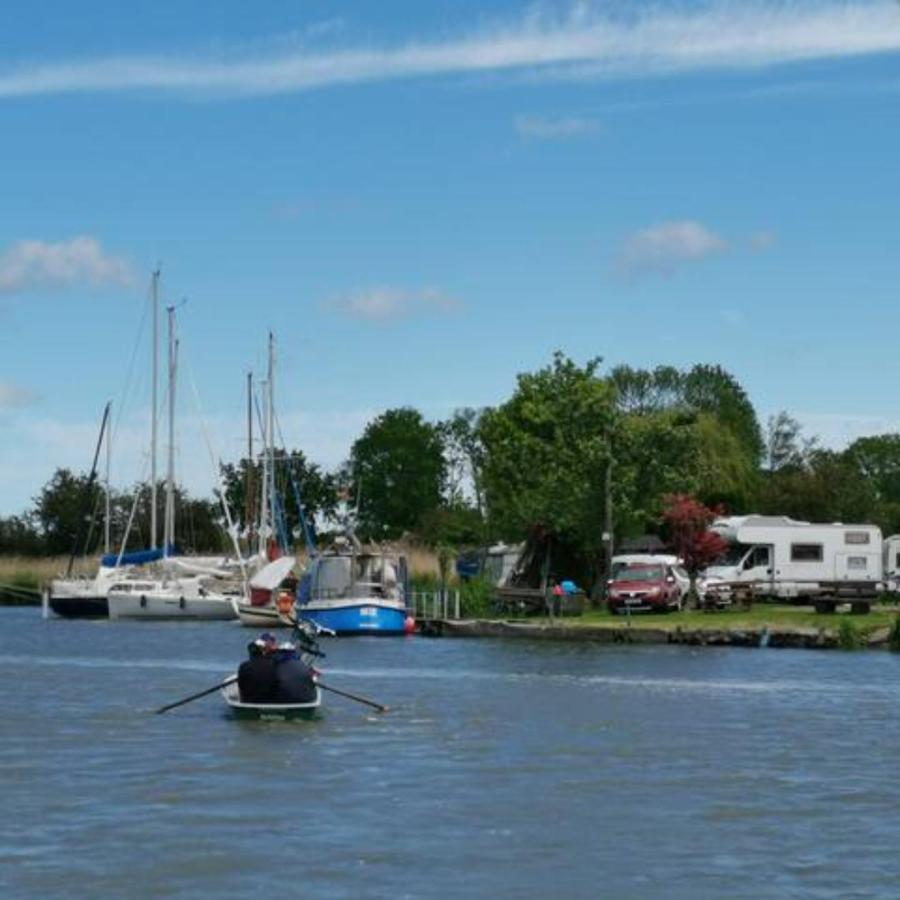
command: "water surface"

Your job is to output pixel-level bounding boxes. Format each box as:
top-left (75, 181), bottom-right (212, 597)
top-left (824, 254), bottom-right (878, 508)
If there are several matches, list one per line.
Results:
top-left (1, 608), bottom-right (898, 898)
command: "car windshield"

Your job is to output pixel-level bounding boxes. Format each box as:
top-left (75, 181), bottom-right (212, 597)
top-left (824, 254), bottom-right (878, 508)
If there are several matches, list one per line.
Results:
top-left (618, 566), bottom-right (664, 582)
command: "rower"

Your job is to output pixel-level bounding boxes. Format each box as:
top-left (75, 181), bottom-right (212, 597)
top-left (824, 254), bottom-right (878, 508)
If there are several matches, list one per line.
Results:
top-left (237, 637), bottom-right (278, 703)
top-left (273, 642), bottom-right (318, 703)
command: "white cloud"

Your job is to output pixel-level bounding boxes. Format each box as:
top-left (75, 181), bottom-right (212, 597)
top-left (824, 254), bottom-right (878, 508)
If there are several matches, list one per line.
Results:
top-left (0, 3), bottom-right (898, 99)
top-left (514, 114), bottom-right (600, 139)
top-left (325, 287), bottom-right (460, 322)
top-left (0, 381), bottom-right (37, 410)
top-left (615, 220), bottom-right (728, 279)
top-left (0, 236), bottom-right (133, 295)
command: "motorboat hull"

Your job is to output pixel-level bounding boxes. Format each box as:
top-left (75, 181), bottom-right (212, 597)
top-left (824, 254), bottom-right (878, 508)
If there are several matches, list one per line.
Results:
top-left (297, 602), bottom-right (408, 635)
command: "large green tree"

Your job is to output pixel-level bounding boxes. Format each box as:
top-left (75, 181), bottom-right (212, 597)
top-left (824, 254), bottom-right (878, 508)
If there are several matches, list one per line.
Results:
top-left (348, 407), bottom-right (446, 540)
top-left (478, 353), bottom-right (617, 585)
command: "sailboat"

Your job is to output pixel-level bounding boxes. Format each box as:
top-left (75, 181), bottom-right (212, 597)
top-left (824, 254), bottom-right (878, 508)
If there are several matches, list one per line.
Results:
top-left (107, 304), bottom-right (238, 621)
top-left (233, 334), bottom-right (301, 627)
top-left (49, 271), bottom-right (177, 618)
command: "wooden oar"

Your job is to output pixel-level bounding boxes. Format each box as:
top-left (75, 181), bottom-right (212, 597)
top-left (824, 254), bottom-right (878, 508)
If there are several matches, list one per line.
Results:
top-left (317, 681), bottom-right (389, 713)
top-left (155, 675), bottom-right (238, 714)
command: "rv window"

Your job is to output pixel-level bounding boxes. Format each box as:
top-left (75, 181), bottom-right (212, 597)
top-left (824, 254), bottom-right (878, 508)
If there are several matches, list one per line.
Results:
top-left (743, 546), bottom-right (770, 570)
top-left (847, 557), bottom-right (868, 570)
top-left (896, 552), bottom-right (900, 570)
top-left (844, 531), bottom-right (871, 545)
top-left (791, 543), bottom-right (823, 562)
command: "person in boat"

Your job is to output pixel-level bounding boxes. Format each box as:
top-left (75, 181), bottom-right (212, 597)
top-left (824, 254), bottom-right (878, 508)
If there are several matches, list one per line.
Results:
top-left (272, 641), bottom-right (318, 704)
top-left (237, 635), bottom-right (278, 703)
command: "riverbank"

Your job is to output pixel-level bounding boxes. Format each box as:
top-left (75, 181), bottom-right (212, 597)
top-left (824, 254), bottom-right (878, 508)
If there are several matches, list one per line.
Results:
top-left (428, 605), bottom-right (900, 650)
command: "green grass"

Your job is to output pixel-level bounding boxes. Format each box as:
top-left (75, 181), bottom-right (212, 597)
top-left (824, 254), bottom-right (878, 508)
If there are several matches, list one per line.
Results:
top-left (521, 604), bottom-right (897, 637)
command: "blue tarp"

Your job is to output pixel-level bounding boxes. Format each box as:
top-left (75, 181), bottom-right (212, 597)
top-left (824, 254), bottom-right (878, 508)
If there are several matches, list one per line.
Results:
top-left (100, 545), bottom-right (178, 568)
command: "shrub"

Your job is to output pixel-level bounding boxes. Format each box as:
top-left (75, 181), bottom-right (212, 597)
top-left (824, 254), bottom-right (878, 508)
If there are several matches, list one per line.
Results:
top-left (838, 618), bottom-right (864, 651)
top-left (460, 577), bottom-right (494, 618)
top-left (889, 615), bottom-right (900, 652)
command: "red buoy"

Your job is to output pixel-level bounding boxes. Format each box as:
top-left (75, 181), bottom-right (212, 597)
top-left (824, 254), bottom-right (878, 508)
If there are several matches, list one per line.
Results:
top-left (404, 615), bottom-right (416, 635)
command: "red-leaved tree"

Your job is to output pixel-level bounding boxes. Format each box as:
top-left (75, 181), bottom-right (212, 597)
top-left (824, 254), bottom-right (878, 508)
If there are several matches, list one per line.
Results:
top-left (661, 494), bottom-right (728, 604)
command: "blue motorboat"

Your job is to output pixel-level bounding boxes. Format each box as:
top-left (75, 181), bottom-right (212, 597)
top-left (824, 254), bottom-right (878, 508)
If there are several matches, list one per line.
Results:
top-left (295, 544), bottom-right (411, 636)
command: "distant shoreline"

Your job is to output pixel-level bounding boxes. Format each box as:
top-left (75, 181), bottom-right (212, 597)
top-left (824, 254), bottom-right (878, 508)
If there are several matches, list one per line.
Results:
top-left (423, 614), bottom-right (896, 651)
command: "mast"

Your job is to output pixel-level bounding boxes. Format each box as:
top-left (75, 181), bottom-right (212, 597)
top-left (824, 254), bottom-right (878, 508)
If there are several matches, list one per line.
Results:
top-left (150, 268), bottom-right (160, 550)
top-left (258, 378), bottom-right (269, 556)
top-left (66, 402), bottom-right (111, 577)
top-left (245, 370), bottom-right (255, 552)
top-left (164, 305), bottom-right (177, 556)
top-left (267, 332), bottom-right (277, 552)
top-left (104, 401), bottom-right (112, 555)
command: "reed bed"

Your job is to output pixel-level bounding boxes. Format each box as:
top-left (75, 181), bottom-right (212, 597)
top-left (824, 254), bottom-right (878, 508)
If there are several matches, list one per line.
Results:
top-left (0, 555), bottom-right (96, 588)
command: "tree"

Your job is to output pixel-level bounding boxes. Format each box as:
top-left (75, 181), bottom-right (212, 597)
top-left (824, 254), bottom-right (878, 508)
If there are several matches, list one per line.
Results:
top-left (348, 408), bottom-right (446, 540)
top-left (614, 409), bottom-right (703, 537)
top-left (660, 494), bottom-right (728, 604)
top-left (845, 435), bottom-right (900, 505)
top-left (221, 450), bottom-right (337, 550)
top-left (478, 353), bottom-right (617, 590)
top-left (765, 411), bottom-right (817, 472)
top-left (682, 364), bottom-right (764, 466)
top-left (33, 468), bottom-right (103, 557)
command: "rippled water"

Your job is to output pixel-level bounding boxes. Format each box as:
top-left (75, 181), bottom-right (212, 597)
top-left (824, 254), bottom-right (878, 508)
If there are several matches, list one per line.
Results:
top-left (2, 607), bottom-right (899, 899)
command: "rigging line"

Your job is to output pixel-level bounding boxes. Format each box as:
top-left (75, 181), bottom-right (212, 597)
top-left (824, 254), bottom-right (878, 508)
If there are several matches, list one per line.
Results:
top-left (273, 409), bottom-right (317, 556)
top-left (116, 450), bottom-right (152, 567)
top-left (252, 388), bottom-right (290, 553)
top-left (180, 338), bottom-right (246, 587)
top-left (253, 386), bottom-right (288, 552)
top-left (107, 277), bottom-right (152, 463)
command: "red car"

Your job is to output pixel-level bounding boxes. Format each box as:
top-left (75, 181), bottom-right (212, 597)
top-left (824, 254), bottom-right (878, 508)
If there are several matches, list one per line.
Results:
top-left (607, 563), bottom-right (685, 614)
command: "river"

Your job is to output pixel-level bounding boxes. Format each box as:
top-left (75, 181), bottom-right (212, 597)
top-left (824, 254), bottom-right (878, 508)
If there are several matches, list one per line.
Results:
top-left (1, 607), bottom-right (898, 898)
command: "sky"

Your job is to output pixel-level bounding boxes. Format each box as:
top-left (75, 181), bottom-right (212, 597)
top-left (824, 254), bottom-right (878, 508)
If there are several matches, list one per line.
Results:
top-left (1, 0), bottom-right (899, 515)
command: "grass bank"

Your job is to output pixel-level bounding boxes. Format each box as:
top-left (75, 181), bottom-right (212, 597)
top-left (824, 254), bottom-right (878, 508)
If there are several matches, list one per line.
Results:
top-left (574, 604), bottom-right (899, 636)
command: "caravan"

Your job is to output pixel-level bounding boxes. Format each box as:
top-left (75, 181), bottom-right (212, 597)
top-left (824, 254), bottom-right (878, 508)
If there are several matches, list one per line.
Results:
top-left (705, 516), bottom-right (882, 610)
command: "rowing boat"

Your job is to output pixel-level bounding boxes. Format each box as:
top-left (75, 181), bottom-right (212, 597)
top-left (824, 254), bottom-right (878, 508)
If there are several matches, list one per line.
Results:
top-left (220, 679), bottom-right (322, 721)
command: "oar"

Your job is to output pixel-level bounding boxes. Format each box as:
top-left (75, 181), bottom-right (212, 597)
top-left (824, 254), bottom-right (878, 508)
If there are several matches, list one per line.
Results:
top-left (317, 681), bottom-right (389, 713)
top-left (155, 675), bottom-right (238, 714)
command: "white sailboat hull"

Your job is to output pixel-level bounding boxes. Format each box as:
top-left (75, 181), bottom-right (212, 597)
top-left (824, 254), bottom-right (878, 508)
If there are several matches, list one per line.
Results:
top-left (108, 589), bottom-right (237, 620)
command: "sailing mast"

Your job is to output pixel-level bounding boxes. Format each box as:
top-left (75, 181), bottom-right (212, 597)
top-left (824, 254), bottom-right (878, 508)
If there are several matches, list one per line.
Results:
top-left (267, 332), bottom-right (277, 554)
top-left (164, 305), bottom-right (177, 557)
top-left (245, 371), bottom-right (255, 553)
top-left (258, 378), bottom-right (269, 557)
top-left (150, 268), bottom-right (160, 550)
top-left (104, 402), bottom-right (112, 555)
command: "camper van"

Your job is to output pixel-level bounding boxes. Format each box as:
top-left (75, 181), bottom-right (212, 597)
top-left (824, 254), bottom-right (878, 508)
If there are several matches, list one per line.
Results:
top-left (883, 535), bottom-right (900, 593)
top-left (705, 515), bottom-right (883, 610)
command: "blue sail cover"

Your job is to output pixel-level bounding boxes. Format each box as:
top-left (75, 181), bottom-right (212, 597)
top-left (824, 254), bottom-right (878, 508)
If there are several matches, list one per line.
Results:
top-left (100, 545), bottom-right (178, 568)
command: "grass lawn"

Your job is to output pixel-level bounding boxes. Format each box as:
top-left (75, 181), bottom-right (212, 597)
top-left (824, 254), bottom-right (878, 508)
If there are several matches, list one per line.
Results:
top-left (563, 604), bottom-right (900, 635)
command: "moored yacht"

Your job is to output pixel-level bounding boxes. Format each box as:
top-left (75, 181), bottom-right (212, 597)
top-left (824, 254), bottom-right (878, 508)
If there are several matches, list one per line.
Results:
top-left (107, 573), bottom-right (239, 620)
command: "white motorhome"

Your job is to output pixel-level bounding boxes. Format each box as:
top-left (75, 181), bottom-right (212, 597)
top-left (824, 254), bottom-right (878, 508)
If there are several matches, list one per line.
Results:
top-left (883, 535), bottom-right (900, 592)
top-left (705, 515), bottom-right (882, 609)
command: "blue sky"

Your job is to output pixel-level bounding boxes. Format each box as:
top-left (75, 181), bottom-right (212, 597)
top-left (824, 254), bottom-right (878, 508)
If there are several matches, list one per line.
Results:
top-left (1, 1), bottom-right (899, 514)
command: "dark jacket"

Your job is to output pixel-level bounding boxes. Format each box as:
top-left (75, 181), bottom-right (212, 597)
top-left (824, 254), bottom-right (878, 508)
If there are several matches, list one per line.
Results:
top-left (273, 657), bottom-right (317, 704)
top-left (237, 656), bottom-right (278, 704)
